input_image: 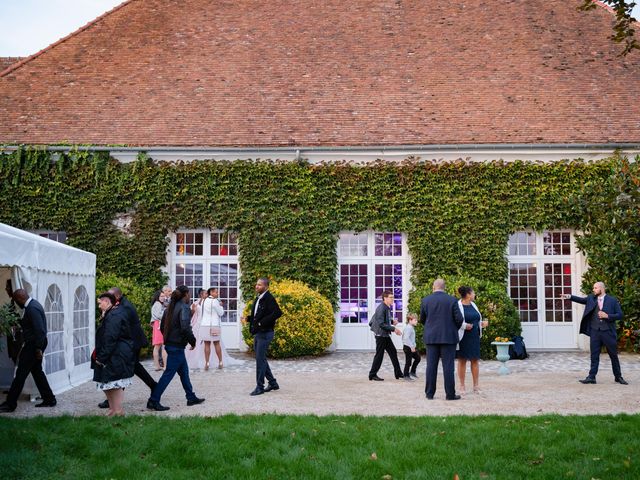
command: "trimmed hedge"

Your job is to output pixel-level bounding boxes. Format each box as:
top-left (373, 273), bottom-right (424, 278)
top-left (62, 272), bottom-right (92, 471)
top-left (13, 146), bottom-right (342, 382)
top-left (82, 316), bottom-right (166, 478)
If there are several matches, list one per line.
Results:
top-left (408, 275), bottom-right (521, 360)
top-left (242, 280), bottom-right (335, 358)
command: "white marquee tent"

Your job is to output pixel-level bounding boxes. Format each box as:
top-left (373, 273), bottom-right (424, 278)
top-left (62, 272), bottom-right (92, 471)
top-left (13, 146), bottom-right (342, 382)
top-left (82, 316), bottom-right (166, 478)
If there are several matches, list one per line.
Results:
top-left (0, 223), bottom-right (96, 396)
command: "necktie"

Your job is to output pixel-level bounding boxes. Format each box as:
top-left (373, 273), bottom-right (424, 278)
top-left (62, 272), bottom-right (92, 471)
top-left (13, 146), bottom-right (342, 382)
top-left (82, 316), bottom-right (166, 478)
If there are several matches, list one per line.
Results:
top-left (597, 297), bottom-right (603, 310)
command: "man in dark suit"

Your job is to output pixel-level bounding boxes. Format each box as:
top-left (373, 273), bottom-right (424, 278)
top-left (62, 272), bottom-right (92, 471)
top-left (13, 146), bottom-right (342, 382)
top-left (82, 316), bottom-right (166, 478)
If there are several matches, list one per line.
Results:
top-left (97, 287), bottom-right (157, 409)
top-left (368, 290), bottom-right (403, 381)
top-left (0, 289), bottom-right (56, 412)
top-left (420, 279), bottom-right (464, 400)
top-left (243, 278), bottom-right (282, 396)
top-left (564, 282), bottom-right (628, 385)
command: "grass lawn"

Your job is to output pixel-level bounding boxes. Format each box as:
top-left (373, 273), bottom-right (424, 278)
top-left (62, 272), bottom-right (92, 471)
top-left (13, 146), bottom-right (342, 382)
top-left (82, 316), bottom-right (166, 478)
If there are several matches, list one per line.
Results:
top-left (0, 414), bottom-right (638, 479)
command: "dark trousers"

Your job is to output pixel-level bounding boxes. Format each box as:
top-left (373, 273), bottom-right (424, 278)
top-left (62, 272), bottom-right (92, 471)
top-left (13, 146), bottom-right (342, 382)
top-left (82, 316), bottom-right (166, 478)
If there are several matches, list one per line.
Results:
top-left (134, 347), bottom-right (157, 392)
top-left (369, 336), bottom-right (403, 379)
top-left (6, 343), bottom-right (55, 408)
top-left (588, 329), bottom-right (622, 379)
top-left (403, 345), bottom-right (421, 377)
top-left (425, 343), bottom-right (456, 399)
top-left (254, 330), bottom-right (276, 390)
top-left (150, 345), bottom-right (196, 402)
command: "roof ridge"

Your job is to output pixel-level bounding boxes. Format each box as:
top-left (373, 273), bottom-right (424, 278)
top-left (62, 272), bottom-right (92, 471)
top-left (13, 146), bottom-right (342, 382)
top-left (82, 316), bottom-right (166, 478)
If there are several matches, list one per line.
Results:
top-left (0, 0), bottom-right (136, 78)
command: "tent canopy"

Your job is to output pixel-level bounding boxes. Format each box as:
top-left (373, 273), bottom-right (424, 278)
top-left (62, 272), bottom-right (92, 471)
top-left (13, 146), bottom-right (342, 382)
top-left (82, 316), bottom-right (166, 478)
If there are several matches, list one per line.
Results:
top-left (0, 223), bottom-right (95, 276)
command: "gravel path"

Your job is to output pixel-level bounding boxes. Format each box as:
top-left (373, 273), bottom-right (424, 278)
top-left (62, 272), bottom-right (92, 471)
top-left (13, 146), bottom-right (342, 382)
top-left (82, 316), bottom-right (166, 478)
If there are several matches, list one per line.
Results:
top-left (5, 352), bottom-right (640, 418)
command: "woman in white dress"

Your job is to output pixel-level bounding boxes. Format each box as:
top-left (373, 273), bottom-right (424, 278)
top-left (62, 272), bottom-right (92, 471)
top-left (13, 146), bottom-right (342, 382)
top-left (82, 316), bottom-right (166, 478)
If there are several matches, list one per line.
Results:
top-left (200, 287), bottom-right (225, 370)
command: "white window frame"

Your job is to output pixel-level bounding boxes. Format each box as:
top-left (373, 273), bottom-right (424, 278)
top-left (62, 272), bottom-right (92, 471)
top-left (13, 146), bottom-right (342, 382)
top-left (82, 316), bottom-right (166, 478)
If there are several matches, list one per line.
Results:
top-left (337, 231), bottom-right (411, 327)
top-left (507, 230), bottom-right (579, 325)
top-left (170, 229), bottom-right (241, 323)
top-left (30, 230), bottom-right (67, 244)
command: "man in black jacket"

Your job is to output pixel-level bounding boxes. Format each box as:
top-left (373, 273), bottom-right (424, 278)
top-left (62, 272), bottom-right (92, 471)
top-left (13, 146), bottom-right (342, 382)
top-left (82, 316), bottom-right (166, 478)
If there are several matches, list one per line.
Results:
top-left (0, 289), bottom-right (56, 413)
top-left (243, 278), bottom-right (282, 396)
top-left (368, 290), bottom-right (403, 381)
top-left (98, 287), bottom-right (157, 409)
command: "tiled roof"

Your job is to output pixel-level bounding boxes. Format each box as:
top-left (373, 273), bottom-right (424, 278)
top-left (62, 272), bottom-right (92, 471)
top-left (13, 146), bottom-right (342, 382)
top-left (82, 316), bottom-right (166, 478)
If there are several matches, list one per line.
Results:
top-left (0, 0), bottom-right (639, 147)
top-left (0, 57), bottom-right (24, 73)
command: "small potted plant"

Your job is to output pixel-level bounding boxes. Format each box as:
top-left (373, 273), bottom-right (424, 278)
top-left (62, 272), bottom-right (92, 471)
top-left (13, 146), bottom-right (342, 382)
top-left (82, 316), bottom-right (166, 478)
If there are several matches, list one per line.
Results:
top-left (0, 301), bottom-right (21, 351)
top-left (491, 336), bottom-right (514, 375)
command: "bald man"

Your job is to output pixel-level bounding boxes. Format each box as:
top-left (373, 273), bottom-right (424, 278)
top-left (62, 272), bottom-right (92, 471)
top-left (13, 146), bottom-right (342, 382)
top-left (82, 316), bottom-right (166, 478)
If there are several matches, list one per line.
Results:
top-left (564, 282), bottom-right (627, 385)
top-left (0, 289), bottom-right (56, 413)
top-left (420, 279), bottom-right (464, 400)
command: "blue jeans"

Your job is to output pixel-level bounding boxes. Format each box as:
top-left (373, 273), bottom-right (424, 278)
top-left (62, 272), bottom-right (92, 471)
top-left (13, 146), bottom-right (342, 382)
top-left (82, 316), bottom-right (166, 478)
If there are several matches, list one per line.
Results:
top-left (254, 330), bottom-right (276, 390)
top-left (150, 345), bottom-right (197, 402)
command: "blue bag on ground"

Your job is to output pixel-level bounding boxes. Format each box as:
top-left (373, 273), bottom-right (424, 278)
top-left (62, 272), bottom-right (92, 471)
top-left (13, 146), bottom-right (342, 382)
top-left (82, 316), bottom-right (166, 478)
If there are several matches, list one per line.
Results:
top-left (509, 335), bottom-right (529, 360)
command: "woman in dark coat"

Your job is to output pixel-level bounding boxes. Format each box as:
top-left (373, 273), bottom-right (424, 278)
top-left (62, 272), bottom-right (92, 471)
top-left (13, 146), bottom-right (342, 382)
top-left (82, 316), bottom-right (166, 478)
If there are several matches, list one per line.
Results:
top-left (92, 292), bottom-right (135, 416)
top-left (147, 285), bottom-right (204, 411)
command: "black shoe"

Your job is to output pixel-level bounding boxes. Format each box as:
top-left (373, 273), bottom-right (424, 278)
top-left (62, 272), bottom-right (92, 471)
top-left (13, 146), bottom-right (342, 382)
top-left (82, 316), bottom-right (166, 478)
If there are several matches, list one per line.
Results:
top-left (446, 395), bottom-right (462, 401)
top-left (0, 402), bottom-right (16, 413)
top-left (146, 399), bottom-right (170, 411)
top-left (187, 397), bottom-right (205, 406)
top-left (426, 395), bottom-right (434, 400)
top-left (250, 388), bottom-right (265, 396)
top-left (410, 373), bottom-right (418, 379)
top-left (579, 377), bottom-right (597, 384)
top-left (35, 399), bottom-right (57, 408)
top-left (264, 383), bottom-right (280, 392)
top-left (369, 375), bottom-right (384, 381)
top-left (615, 377), bottom-right (629, 385)
top-left (98, 399), bottom-right (109, 409)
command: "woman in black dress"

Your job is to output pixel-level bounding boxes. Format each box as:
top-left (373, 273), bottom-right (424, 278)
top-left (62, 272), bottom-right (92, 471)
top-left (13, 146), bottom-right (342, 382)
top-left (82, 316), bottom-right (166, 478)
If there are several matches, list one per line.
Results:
top-left (456, 286), bottom-right (488, 394)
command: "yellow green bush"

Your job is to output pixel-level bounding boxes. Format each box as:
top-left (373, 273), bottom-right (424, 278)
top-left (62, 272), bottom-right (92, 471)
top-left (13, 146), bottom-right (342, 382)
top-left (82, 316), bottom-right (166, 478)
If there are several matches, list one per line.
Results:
top-left (242, 279), bottom-right (334, 358)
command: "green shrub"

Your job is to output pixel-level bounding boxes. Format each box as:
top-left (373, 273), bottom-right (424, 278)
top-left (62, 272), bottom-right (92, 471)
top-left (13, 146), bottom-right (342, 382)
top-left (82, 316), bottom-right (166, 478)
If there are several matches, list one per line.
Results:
top-left (96, 272), bottom-right (156, 358)
top-left (408, 275), bottom-right (521, 359)
top-left (241, 279), bottom-right (335, 359)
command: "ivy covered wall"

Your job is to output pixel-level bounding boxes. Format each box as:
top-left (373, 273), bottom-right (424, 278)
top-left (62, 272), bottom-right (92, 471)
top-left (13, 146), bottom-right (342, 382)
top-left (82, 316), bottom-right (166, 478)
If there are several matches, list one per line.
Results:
top-left (0, 149), bottom-right (611, 304)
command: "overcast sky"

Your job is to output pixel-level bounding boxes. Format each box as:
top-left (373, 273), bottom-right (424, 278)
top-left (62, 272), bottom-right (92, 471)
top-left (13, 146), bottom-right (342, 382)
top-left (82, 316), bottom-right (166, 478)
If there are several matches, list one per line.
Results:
top-left (0, 0), bottom-right (639, 56)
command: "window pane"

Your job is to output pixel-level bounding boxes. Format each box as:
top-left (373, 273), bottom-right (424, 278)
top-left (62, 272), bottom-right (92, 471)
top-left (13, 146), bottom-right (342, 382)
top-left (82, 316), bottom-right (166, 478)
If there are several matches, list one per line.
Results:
top-left (543, 230), bottom-right (571, 256)
top-left (209, 263), bottom-right (239, 323)
top-left (176, 230), bottom-right (205, 256)
top-left (176, 263), bottom-right (204, 300)
top-left (508, 232), bottom-right (536, 256)
top-left (210, 231), bottom-right (239, 256)
top-left (543, 263), bottom-right (572, 323)
top-left (508, 263), bottom-right (537, 322)
top-left (44, 284), bottom-right (66, 374)
top-left (339, 233), bottom-right (368, 257)
top-left (72, 286), bottom-right (90, 365)
top-left (339, 264), bottom-right (368, 323)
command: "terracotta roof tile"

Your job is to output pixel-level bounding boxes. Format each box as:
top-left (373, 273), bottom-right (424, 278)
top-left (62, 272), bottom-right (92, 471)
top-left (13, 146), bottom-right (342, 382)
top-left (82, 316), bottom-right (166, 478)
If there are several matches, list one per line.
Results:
top-left (0, 0), bottom-right (638, 147)
top-left (0, 57), bottom-right (24, 74)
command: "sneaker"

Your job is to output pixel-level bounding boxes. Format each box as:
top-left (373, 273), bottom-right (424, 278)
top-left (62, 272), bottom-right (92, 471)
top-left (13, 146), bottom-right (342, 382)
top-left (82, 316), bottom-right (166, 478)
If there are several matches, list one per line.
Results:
top-left (410, 373), bottom-right (418, 379)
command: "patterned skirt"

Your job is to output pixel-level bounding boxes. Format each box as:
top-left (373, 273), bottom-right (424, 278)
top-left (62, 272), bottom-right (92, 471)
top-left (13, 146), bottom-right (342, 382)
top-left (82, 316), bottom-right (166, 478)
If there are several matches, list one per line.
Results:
top-left (96, 377), bottom-right (133, 391)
